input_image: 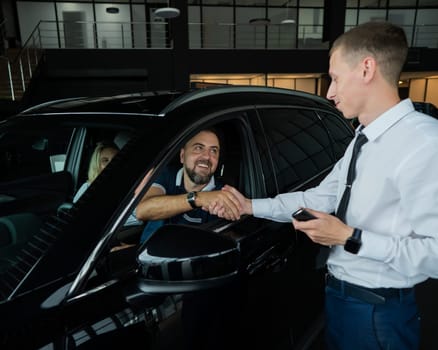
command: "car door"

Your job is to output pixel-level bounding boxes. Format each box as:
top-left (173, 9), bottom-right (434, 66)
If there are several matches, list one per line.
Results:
top-left (221, 106), bottom-right (335, 349)
top-left (0, 116), bottom-right (152, 350)
top-left (56, 109), bottom-right (286, 350)
top-left (118, 106), bottom-right (333, 349)
top-left (9, 103), bottom-right (350, 350)
top-left (244, 104), bottom-right (354, 347)
top-left (106, 104), bottom-right (351, 350)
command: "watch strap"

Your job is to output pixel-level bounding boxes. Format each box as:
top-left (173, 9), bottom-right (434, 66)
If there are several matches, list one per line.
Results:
top-left (344, 228), bottom-right (362, 254)
top-left (351, 227), bottom-right (362, 240)
top-left (187, 191), bottom-right (198, 209)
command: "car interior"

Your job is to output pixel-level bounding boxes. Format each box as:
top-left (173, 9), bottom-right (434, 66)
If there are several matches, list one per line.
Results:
top-left (92, 120), bottom-right (246, 282)
top-left (0, 114), bottom-right (251, 298)
top-left (0, 124), bottom-right (137, 277)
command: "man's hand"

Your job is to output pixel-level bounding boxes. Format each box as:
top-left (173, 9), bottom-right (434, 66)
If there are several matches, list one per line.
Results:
top-left (291, 208), bottom-right (353, 246)
top-left (206, 185), bottom-right (252, 220)
top-left (198, 189), bottom-right (242, 221)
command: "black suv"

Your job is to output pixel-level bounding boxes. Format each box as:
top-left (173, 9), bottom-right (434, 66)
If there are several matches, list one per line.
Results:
top-left (0, 86), bottom-right (354, 350)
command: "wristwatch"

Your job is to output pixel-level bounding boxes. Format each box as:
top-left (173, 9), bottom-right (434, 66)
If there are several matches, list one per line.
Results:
top-left (186, 191), bottom-right (199, 209)
top-left (344, 228), bottom-right (362, 254)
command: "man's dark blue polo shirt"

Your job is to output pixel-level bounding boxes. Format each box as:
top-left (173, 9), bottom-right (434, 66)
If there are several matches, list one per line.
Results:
top-left (139, 166), bottom-right (223, 243)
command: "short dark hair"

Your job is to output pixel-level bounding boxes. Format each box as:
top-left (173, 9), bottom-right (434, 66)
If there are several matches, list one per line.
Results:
top-left (330, 21), bottom-right (408, 85)
top-left (185, 127), bottom-right (223, 149)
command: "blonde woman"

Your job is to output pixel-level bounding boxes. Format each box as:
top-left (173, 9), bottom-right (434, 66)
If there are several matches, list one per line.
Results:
top-left (73, 141), bottom-right (119, 203)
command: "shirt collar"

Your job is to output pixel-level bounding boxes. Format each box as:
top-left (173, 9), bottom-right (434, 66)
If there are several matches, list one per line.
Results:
top-left (359, 98), bottom-right (415, 142)
top-left (175, 167), bottom-right (216, 191)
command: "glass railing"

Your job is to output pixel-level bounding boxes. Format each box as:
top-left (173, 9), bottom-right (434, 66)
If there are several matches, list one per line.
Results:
top-left (34, 20), bottom-right (171, 49)
top-left (188, 23), bottom-right (329, 49)
top-left (0, 20), bottom-right (171, 101)
top-left (1, 19), bottom-right (437, 102)
top-left (412, 24), bottom-right (438, 48)
top-left (0, 22), bottom-right (43, 101)
top-left (189, 22), bottom-right (438, 49)
top-left (345, 24), bottom-right (438, 48)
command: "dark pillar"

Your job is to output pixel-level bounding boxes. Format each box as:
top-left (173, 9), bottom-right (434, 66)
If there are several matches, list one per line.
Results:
top-left (171, 0), bottom-right (190, 91)
top-left (323, 0), bottom-right (346, 48)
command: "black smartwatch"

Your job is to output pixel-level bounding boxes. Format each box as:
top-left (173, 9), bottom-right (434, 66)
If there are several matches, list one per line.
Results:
top-left (344, 228), bottom-right (362, 254)
top-left (186, 191), bottom-right (198, 209)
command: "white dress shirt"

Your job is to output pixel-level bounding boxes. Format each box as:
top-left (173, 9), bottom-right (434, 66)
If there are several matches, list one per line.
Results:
top-left (252, 99), bottom-right (438, 288)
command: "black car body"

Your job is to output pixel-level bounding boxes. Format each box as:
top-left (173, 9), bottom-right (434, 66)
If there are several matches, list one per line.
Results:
top-left (0, 86), bottom-right (354, 349)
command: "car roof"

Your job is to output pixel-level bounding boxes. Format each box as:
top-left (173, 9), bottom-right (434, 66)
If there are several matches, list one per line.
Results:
top-left (18, 91), bottom-right (184, 115)
top-left (17, 86), bottom-right (337, 117)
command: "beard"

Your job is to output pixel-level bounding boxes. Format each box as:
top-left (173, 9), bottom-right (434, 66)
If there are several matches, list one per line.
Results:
top-left (185, 161), bottom-right (213, 185)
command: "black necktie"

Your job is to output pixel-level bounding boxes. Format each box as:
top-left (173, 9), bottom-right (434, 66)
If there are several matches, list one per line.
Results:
top-left (336, 130), bottom-right (368, 222)
top-left (315, 129), bottom-right (368, 269)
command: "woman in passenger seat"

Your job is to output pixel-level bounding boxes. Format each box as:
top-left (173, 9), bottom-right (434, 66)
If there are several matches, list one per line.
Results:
top-left (73, 141), bottom-right (119, 203)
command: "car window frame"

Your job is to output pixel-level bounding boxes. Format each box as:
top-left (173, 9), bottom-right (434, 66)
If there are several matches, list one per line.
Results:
top-left (71, 109), bottom-right (262, 299)
top-left (252, 104), bottom-right (352, 195)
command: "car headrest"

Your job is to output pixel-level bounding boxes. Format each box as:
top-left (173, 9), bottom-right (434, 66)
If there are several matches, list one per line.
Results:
top-left (114, 130), bottom-right (134, 149)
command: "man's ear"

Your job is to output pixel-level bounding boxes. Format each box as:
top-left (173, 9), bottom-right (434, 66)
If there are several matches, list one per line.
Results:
top-left (180, 148), bottom-right (184, 164)
top-left (362, 56), bottom-right (376, 82)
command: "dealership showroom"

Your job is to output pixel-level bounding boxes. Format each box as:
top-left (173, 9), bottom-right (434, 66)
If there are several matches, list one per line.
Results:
top-left (1, 1), bottom-right (438, 350)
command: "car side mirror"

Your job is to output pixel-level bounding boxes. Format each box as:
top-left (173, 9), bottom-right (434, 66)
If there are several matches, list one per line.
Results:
top-left (136, 224), bottom-right (239, 294)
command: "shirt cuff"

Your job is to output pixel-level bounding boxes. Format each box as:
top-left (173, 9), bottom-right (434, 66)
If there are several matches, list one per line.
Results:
top-left (252, 198), bottom-right (272, 218)
top-left (359, 230), bottom-right (391, 261)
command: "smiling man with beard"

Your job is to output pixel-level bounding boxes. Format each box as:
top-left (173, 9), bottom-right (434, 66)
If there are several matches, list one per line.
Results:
top-left (136, 128), bottom-right (241, 243)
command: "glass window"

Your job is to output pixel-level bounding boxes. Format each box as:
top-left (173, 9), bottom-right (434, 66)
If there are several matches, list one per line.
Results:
top-left (94, 4), bottom-right (132, 49)
top-left (256, 108), bottom-right (335, 194)
top-left (358, 9), bottom-right (387, 23)
top-left (0, 122), bottom-right (74, 299)
top-left (345, 9), bottom-right (359, 31)
top-left (236, 7), bottom-right (267, 49)
top-left (0, 120), bottom-right (137, 301)
top-left (16, 1), bottom-right (57, 48)
top-left (0, 125), bottom-right (73, 182)
top-left (300, 0), bottom-right (324, 6)
top-left (388, 9), bottom-right (415, 45)
top-left (415, 9), bottom-right (438, 47)
top-left (56, 2), bottom-right (95, 48)
top-left (149, 7), bottom-right (169, 48)
top-left (189, 5), bottom-right (202, 48)
top-left (202, 6), bottom-right (234, 49)
top-left (359, 0), bottom-right (387, 8)
top-left (418, 0), bottom-right (438, 6)
top-left (268, 7), bottom-right (297, 49)
top-left (389, 0), bottom-right (417, 6)
top-left (298, 8), bottom-right (327, 49)
top-left (132, 4), bottom-right (147, 48)
top-left (319, 112), bottom-right (354, 160)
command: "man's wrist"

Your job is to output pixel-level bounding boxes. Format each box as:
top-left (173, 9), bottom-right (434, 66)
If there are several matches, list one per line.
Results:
top-left (186, 191), bottom-right (199, 209)
top-left (247, 199), bottom-right (254, 215)
top-left (344, 227), bottom-right (362, 254)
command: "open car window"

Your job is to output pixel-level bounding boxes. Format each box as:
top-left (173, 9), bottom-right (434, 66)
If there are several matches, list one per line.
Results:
top-left (81, 117), bottom-right (249, 293)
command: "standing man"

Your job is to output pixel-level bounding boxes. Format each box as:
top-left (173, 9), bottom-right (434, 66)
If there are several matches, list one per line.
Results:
top-left (214, 21), bottom-right (438, 349)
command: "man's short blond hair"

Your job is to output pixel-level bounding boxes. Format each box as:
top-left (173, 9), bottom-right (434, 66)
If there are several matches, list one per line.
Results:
top-left (330, 21), bottom-right (408, 86)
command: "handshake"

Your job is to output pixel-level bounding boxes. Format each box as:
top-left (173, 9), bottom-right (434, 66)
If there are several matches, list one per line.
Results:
top-left (200, 185), bottom-right (251, 221)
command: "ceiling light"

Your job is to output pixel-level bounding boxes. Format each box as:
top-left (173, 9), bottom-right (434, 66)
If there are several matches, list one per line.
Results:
top-left (281, 0), bottom-right (295, 25)
top-left (106, 7), bottom-right (119, 14)
top-left (281, 19), bottom-right (295, 24)
top-left (154, 7), bottom-right (180, 19)
top-left (249, 18), bottom-right (271, 26)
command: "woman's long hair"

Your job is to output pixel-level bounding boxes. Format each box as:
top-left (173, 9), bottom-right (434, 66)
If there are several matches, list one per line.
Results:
top-left (87, 141), bottom-right (119, 183)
